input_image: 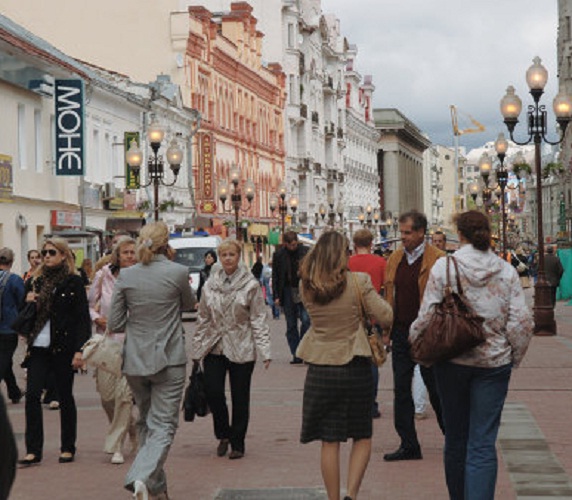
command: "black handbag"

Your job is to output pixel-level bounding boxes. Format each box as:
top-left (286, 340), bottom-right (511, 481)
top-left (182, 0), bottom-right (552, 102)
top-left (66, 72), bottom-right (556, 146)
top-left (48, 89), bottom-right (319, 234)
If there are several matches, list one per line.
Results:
top-left (182, 363), bottom-right (210, 422)
top-left (410, 255), bottom-right (486, 367)
top-left (11, 302), bottom-right (37, 338)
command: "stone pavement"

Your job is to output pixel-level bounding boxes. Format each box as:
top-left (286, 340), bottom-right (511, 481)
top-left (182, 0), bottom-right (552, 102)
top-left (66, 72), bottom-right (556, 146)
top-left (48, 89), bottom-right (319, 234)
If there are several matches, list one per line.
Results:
top-left (4, 292), bottom-right (572, 499)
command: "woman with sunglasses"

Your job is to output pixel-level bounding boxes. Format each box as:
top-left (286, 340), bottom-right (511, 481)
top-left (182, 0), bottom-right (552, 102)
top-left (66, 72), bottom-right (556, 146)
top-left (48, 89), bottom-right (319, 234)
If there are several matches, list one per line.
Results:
top-left (18, 238), bottom-right (91, 467)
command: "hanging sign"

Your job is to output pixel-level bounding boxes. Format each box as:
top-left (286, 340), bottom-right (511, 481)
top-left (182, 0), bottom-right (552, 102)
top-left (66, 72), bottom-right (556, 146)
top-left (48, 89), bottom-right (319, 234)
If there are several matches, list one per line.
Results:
top-left (55, 79), bottom-right (84, 176)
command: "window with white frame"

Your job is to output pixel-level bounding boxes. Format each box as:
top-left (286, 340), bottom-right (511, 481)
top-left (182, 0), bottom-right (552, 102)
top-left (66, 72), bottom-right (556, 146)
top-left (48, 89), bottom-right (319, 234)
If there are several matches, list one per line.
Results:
top-left (18, 104), bottom-right (27, 169)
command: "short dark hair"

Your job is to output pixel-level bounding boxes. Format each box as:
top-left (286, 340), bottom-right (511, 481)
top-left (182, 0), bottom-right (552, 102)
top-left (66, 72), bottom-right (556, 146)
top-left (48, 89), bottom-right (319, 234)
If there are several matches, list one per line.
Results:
top-left (283, 231), bottom-right (298, 244)
top-left (399, 210), bottom-right (427, 234)
top-left (433, 230), bottom-right (446, 242)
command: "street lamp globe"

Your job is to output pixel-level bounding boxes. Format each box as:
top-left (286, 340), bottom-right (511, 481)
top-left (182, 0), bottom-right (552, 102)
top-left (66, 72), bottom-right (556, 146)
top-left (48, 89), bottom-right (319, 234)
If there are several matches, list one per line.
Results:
top-left (289, 196), bottom-right (298, 212)
top-left (147, 119), bottom-right (165, 146)
top-left (166, 139), bottom-right (183, 173)
top-left (269, 195), bottom-right (278, 212)
top-left (244, 180), bottom-right (255, 202)
top-left (319, 203), bottom-right (327, 220)
top-left (479, 153), bottom-right (493, 179)
top-left (219, 181), bottom-right (229, 203)
top-left (495, 133), bottom-right (509, 156)
top-left (126, 140), bottom-right (143, 172)
top-left (230, 165), bottom-right (241, 186)
top-left (525, 56), bottom-right (548, 91)
top-left (500, 86), bottom-right (522, 121)
top-left (278, 182), bottom-right (287, 200)
top-left (553, 88), bottom-right (572, 119)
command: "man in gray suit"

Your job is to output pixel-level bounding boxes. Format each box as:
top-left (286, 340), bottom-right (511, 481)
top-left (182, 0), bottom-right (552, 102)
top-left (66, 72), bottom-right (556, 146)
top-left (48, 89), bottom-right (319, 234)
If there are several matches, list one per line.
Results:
top-left (109, 222), bottom-right (195, 500)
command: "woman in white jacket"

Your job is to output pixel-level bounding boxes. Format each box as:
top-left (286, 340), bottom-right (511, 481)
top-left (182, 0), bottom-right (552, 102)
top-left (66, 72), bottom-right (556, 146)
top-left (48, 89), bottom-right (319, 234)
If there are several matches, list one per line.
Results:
top-left (192, 239), bottom-right (271, 460)
top-left (410, 211), bottom-right (533, 500)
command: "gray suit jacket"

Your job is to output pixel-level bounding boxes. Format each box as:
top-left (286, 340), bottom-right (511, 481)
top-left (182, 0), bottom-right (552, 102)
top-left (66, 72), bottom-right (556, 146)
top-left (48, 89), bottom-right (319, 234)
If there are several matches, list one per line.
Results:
top-left (109, 255), bottom-right (196, 376)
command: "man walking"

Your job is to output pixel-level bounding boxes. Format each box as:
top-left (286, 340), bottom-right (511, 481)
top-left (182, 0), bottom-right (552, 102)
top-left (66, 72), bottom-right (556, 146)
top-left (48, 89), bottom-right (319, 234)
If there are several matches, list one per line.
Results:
top-left (0, 248), bottom-right (25, 405)
top-left (348, 228), bottom-right (387, 418)
top-left (544, 246), bottom-right (564, 307)
top-left (272, 232), bottom-right (310, 364)
top-left (383, 211), bottom-right (445, 461)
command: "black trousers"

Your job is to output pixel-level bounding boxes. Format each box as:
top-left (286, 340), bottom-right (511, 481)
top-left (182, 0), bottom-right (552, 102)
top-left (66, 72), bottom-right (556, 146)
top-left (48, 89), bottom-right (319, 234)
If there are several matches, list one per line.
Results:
top-left (25, 347), bottom-right (77, 458)
top-left (391, 325), bottom-right (444, 450)
top-left (0, 335), bottom-right (21, 400)
top-left (203, 354), bottom-right (255, 454)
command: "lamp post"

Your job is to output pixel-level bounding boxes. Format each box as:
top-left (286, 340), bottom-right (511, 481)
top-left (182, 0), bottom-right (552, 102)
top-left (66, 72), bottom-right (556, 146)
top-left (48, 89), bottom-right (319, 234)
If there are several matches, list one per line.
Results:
top-left (125, 119), bottom-right (184, 222)
top-left (500, 56), bottom-right (572, 335)
top-left (219, 164), bottom-right (255, 241)
top-left (494, 133), bottom-right (509, 257)
top-left (269, 182), bottom-right (298, 241)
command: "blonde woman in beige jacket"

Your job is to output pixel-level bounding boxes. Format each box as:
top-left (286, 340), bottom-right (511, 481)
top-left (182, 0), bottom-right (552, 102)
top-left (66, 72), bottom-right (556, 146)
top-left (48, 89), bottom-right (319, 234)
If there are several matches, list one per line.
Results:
top-left (297, 231), bottom-right (393, 500)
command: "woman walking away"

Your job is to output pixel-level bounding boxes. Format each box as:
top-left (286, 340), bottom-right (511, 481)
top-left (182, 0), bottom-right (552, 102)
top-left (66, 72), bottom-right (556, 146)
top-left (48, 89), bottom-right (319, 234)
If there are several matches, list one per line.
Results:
top-left (18, 238), bottom-right (91, 467)
top-left (192, 239), bottom-right (271, 460)
top-left (297, 231), bottom-right (393, 500)
top-left (88, 236), bottom-right (138, 464)
top-left (410, 211), bottom-right (533, 500)
top-left (109, 222), bottom-right (195, 500)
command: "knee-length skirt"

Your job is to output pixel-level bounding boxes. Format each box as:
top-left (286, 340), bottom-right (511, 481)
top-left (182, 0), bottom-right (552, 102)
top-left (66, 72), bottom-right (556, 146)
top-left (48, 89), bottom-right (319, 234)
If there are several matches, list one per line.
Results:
top-left (300, 356), bottom-right (373, 443)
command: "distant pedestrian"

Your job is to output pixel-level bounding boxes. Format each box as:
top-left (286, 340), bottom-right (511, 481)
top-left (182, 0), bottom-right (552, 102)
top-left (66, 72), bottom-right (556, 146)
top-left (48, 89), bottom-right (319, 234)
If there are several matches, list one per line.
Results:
top-left (544, 246), bottom-right (564, 307)
top-left (18, 238), bottom-right (91, 467)
top-left (88, 236), bottom-right (138, 465)
top-left (109, 222), bottom-right (195, 499)
top-left (0, 248), bottom-right (25, 405)
top-left (261, 262), bottom-right (280, 319)
top-left (196, 250), bottom-right (217, 304)
top-left (272, 231), bottom-right (310, 364)
top-left (431, 231), bottom-right (447, 252)
top-left (410, 210), bottom-right (534, 500)
top-left (22, 249), bottom-right (41, 282)
top-left (348, 228), bottom-right (387, 419)
top-left (193, 239), bottom-right (271, 460)
top-left (251, 256), bottom-right (263, 281)
top-left (298, 231), bottom-right (393, 500)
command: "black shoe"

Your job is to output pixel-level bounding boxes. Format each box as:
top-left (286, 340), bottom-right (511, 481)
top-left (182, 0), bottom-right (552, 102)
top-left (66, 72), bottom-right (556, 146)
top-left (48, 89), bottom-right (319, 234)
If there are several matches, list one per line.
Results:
top-left (10, 392), bottom-right (23, 404)
top-left (290, 358), bottom-right (303, 365)
top-left (58, 452), bottom-right (75, 463)
top-left (383, 446), bottom-right (422, 461)
top-left (372, 409), bottom-right (381, 419)
top-left (18, 455), bottom-right (41, 467)
top-left (217, 439), bottom-right (229, 457)
top-left (228, 450), bottom-right (244, 459)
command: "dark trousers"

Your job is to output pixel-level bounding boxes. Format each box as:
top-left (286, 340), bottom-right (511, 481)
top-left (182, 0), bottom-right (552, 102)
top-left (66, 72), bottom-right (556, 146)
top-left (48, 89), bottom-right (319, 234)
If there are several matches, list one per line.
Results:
top-left (550, 286), bottom-right (557, 307)
top-left (25, 347), bottom-right (77, 458)
top-left (434, 362), bottom-right (512, 500)
top-left (391, 326), bottom-right (444, 450)
top-left (282, 287), bottom-right (310, 358)
top-left (203, 354), bottom-right (255, 454)
top-left (0, 335), bottom-right (21, 400)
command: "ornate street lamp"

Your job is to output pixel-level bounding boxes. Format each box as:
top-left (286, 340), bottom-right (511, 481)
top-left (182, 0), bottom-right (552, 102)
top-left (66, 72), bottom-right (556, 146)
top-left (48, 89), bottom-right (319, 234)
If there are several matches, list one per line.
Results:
top-left (126, 118), bottom-right (184, 222)
top-left (495, 133), bottom-right (509, 257)
top-left (500, 56), bottom-right (572, 335)
top-left (219, 164), bottom-right (255, 241)
top-left (269, 182), bottom-right (298, 241)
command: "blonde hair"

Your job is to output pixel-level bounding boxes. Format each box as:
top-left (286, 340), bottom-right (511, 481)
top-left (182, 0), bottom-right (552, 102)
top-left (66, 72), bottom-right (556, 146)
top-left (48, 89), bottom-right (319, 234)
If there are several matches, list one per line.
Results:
top-left (35, 237), bottom-right (77, 277)
top-left (110, 236), bottom-right (137, 268)
top-left (299, 231), bottom-right (348, 305)
top-left (217, 239), bottom-right (242, 257)
top-left (136, 222), bottom-right (170, 265)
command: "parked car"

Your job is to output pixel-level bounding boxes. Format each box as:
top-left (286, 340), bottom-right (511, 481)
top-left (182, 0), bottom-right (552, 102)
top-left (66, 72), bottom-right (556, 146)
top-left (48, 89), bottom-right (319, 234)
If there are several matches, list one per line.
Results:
top-left (169, 235), bottom-right (222, 319)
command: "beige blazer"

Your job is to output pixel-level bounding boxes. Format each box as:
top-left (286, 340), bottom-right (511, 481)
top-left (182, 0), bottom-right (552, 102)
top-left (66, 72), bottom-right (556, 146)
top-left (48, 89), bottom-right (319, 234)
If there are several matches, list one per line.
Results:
top-left (296, 272), bottom-right (393, 365)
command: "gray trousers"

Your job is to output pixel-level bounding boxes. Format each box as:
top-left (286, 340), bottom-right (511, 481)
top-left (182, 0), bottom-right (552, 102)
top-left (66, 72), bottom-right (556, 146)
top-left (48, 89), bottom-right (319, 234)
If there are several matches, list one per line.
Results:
top-left (124, 365), bottom-right (185, 496)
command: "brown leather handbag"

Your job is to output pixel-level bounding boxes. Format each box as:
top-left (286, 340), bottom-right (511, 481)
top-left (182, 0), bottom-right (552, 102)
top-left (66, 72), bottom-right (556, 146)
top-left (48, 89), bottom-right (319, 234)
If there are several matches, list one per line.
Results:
top-left (352, 273), bottom-right (387, 367)
top-left (410, 256), bottom-right (485, 366)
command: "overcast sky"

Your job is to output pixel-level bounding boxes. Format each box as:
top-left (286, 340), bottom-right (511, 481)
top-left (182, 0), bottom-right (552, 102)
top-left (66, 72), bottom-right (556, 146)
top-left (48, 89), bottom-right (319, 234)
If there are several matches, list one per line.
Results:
top-left (321, 0), bottom-right (560, 150)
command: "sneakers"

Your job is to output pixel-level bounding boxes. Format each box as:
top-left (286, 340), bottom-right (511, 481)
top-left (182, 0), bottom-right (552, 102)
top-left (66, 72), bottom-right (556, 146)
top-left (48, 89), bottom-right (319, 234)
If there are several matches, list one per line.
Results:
top-left (48, 401), bottom-right (60, 410)
top-left (133, 480), bottom-right (148, 500)
top-left (111, 452), bottom-right (124, 464)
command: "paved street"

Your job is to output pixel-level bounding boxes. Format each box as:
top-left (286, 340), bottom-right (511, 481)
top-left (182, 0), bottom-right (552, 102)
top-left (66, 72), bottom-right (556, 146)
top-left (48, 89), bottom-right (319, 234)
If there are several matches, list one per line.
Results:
top-left (4, 292), bottom-right (572, 499)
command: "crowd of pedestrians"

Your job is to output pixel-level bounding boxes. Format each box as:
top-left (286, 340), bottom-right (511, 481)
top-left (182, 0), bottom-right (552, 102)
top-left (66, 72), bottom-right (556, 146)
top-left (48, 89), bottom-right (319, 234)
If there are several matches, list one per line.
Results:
top-left (0, 206), bottom-right (557, 499)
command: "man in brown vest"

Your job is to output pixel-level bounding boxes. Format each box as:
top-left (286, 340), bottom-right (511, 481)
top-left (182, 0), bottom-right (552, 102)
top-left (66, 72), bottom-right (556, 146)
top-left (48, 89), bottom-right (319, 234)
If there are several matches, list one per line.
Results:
top-left (383, 210), bottom-right (445, 461)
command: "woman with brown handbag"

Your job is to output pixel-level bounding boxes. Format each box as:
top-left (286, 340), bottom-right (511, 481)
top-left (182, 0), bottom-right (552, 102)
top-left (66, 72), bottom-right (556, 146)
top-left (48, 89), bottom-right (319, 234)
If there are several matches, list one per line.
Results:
top-left (410, 211), bottom-right (534, 500)
top-left (297, 231), bottom-right (393, 500)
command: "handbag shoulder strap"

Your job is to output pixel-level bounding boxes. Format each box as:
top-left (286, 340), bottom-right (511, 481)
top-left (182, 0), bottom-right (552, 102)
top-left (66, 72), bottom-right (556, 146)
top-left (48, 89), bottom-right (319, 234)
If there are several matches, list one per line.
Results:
top-left (449, 256), bottom-right (464, 295)
top-left (350, 272), bottom-right (368, 322)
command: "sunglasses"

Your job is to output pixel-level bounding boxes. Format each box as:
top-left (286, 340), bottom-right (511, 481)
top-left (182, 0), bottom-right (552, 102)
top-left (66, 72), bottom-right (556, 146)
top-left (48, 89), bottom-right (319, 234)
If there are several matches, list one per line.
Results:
top-left (41, 249), bottom-right (58, 257)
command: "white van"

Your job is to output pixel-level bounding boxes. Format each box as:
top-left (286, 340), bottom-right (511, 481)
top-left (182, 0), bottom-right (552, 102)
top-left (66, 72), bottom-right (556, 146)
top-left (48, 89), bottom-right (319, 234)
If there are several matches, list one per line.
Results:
top-left (169, 235), bottom-right (222, 318)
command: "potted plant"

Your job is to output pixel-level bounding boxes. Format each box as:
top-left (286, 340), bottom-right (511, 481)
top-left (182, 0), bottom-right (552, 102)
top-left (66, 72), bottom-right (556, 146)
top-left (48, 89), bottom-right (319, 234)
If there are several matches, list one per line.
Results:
top-left (542, 162), bottom-right (565, 179)
top-left (511, 162), bottom-right (532, 179)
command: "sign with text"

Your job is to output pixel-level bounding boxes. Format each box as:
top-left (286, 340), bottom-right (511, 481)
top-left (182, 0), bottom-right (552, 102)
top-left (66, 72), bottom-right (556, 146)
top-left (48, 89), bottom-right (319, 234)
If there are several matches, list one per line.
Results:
top-left (51, 210), bottom-right (81, 228)
top-left (199, 133), bottom-right (215, 212)
top-left (55, 79), bottom-right (84, 176)
top-left (0, 154), bottom-right (13, 200)
top-left (124, 131), bottom-right (140, 189)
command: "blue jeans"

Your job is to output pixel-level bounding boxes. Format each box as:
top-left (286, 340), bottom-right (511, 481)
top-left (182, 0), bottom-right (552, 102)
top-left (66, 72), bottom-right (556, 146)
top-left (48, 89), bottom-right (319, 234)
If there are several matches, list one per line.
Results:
top-left (433, 361), bottom-right (512, 500)
top-left (282, 286), bottom-right (310, 358)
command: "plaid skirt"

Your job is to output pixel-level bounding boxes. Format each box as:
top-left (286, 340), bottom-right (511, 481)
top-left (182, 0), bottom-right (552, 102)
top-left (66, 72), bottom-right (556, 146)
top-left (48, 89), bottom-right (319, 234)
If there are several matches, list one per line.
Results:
top-left (300, 356), bottom-right (373, 444)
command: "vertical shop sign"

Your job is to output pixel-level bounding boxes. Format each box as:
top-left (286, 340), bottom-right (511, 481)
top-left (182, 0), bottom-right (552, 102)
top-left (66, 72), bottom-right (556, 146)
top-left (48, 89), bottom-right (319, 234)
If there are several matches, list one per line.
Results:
top-left (200, 133), bottom-right (216, 213)
top-left (55, 79), bottom-right (84, 175)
